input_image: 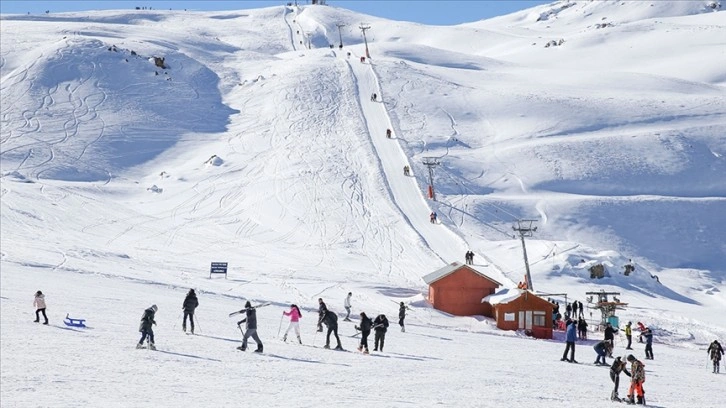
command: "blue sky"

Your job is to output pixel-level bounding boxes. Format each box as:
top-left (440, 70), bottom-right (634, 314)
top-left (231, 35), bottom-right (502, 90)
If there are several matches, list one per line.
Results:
top-left (0, 1), bottom-right (551, 25)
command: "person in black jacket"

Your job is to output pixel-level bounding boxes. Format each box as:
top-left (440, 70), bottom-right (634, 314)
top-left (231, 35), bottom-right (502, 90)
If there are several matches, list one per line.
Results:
top-left (609, 356), bottom-right (631, 401)
top-left (317, 298), bottom-right (328, 332)
top-left (373, 314), bottom-right (389, 352)
top-left (237, 301), bottom-right (263, 352)
top-left (137, 305), bottom-right (158, 350)
top-left (319, 310), bottom-right (343, 350)
top-left (398, 302), bottom-right (408, 332)
top-left (182, 289), bottom-right (199, 334)
top-left (355, 312), bottom-right (373, 354)
top-left (604, 323), bottom-right (618, 355)
top-left (707, 340), bottom-right (724, 373)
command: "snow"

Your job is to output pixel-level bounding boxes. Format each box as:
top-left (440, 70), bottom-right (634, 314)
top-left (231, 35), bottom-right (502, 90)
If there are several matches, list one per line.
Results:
top-left (483, 288), bottom-right (526, 305)
top-left (1, 2), bottom-right (725, 407)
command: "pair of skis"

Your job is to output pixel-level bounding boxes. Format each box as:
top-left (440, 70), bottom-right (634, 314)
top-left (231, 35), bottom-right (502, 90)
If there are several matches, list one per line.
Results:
top-left (228, 302), bottom-right (271, 317)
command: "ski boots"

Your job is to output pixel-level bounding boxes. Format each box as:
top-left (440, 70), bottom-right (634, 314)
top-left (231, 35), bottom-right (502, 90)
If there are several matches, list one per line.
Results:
top-left (323, 344), bottom-right (330, 349)
top-left (334, 345), bottom-right (344, 351)
top-left (148, 343), bottom-right (156, 351)
top-left (357, 346), bottom-right (363, 352)
top-left (254, 345), bottom-right (263, 353)
top-left (282, 335), bottom-right (287, 342)
top-left (136, 343), bottom-right (144, 349)
top-left (363, 348), bottom-right (369, 354)
top-left (237, 345), bottom-right (246, 351)
top-left (297, 336), bottom-right (302, 344)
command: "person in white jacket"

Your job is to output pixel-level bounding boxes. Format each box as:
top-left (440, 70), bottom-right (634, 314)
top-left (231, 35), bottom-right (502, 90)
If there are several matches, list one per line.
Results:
top-left (33, 290), bottom-right (48, 324)
top-left (343, 292), bottom-right (352, 322)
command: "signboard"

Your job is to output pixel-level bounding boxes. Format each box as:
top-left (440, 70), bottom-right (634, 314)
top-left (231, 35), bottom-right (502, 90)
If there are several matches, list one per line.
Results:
top-left (210, 262), bottom-right (228, 279)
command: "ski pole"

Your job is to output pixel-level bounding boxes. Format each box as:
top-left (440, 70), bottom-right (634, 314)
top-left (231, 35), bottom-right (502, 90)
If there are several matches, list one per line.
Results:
top-left (313, 329), bottom-right (318, 346)
top-left (277, 313), bottom-right (284, 338)
top-left (194, 311), bottom-right (202, 334)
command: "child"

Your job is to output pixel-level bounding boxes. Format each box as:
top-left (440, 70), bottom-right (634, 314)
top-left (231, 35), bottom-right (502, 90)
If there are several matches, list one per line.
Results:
top-left (137, 305), bottom-right (157, 350)
top-left (625, 354), bottom-right (646, 405)
top-left (282, 304), bottom-right (302, 344)
top-left (33, 291), bottom-right (48, 324)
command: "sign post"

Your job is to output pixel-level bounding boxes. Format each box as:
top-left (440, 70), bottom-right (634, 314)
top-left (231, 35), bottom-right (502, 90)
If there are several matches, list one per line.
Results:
top-left (210, 262), bottom-right (228, 279)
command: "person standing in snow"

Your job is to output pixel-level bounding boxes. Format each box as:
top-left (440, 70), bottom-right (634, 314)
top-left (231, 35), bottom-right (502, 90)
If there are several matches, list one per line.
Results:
top-left (624, 321), bottom-right (633, 350)
top-left (343, 292), bottom-right (352, 322)
top-left (577, 300), bottom-right (585, 318)
top-left (604, 322), bottom-right (618, 354)
top-left (237, 301), bottom-right (263, 353)
top-left (572, 301), bottom-right (579, 320)
top-left (561, 319), bottom-right (577, 363)
top-left (707, 340), bottom-right (724, 374)
top-left (609, 356), bottom-right (631, 402)
top-left (643, 328), bottom-right (654, 360)
top-left (625, 354), bottom-right (646, 405)
top-left (355, 312), bottom-right (373, 354)
top-left (317, 298), bottom-right (328, 332)
top-left (398, 302), bottom-right (408, 332)
top-left (137, 304), bottom-right (158, 350)
top-left (565, 303), bottom-right (572, 320)
top-left (373, 314), bottom-right (389, 352)
top-left (282, 304), bottom-right (302, 344)
top-left (593, 339), bottom-right (612, 365)
top-left (33, 290), bottom-right (48, 325)
top-left (182, 289), bottom-right (199, 334)
top-left (319, 309), bottom-right (343, 350)
top-left (577, 318), bottom-right (588, 340)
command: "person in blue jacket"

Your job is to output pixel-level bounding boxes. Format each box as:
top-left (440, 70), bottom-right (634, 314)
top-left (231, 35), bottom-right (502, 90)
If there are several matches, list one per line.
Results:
top-left (643, 328), bottom-right (654, 359)
top-left (594, 339), bottom-right (613, 365)
top-left (560, 318), bottom-right (578, 363)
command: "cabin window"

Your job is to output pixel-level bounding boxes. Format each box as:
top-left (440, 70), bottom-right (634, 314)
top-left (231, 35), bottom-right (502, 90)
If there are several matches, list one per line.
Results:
top-left (504, 312), bottom-right (515, 322)
top-left (533, 311), bottom-right (546, 326)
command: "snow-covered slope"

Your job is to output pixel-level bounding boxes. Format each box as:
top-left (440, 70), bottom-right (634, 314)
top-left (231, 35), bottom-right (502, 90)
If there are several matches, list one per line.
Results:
top-left (1, 2), bottom-right (725, 406)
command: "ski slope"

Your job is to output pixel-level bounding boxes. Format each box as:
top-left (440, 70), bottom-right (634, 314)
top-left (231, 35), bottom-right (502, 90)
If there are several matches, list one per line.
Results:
top-left (1, 2), bottom-right (725, 407)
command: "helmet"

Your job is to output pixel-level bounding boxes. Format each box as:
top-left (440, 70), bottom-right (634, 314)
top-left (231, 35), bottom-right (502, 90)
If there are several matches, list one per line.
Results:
top-left (245, 301), bottom-right (251, 308)
top-left (627, 354), bottom-right (635, 361)
top-left (151, 304), bottom-right (158, 312)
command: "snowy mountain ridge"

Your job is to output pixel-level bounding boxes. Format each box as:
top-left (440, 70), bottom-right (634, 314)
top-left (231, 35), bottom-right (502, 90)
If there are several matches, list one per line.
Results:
top-left (1, 2), bottom-right (725, 406)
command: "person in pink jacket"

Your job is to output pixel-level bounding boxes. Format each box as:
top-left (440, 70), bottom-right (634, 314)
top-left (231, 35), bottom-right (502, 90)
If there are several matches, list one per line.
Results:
top-left (282, 304), bottom-right (302, 344)
top-left (33, 290), bottom-right (48, 324)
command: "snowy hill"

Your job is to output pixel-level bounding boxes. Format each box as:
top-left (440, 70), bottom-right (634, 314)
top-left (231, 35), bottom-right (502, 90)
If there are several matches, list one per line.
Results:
top-left (1, 2), bottom-right (725, 406)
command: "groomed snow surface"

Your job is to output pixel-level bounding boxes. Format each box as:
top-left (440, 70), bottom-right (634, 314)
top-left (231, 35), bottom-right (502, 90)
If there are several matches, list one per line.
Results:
top-left (1, 2), bottom-right (725, 407)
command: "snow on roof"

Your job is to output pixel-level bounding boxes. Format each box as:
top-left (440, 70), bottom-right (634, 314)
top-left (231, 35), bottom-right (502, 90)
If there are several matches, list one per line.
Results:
top-left (482, 288), bottom-right (526, 305)
top-left (422, 262), bottom-right (502, 286)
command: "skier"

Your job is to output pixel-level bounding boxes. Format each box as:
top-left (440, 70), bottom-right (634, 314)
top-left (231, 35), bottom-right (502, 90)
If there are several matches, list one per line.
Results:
top-left (403, 165), bottom-right (410, 176)
top-left (282, 304), bottom-right (302, 344)
top-left (593, 339), bottom-right (612, 365)
top-left (398, 302), bottom-right (408, 332)
top-left (236, 301), bottom-right (263, 352)
top-left (572, 301), bottom-right (579, 320)
top-left (624, 321), bottom-right (633, 350)
top-left (386, 128), bottom-right (391, 138)
top-left (429, 211), bottom-right (437, 224)
top-left (182, 289), bottom-right (198, 334)
top-left (317, 298), bottom-right (328, 332)
top-left (577, 300), bottom-right (585, 318)
top-left (561, 319), bottom-right (577, 363)
top-left (373, 314), bottom-right (389, 352)
top-left (33, 290), bottom-right (48, 325)
top-left (643, 328), bottom-right (653, 360)
top-left (319, 309), bottom-right (343, 350)
top-left (609, 356), bottom-right (631, 402)
top-left (355, 312), bottom-right (373, 354)
top-left (707, 340), bottom-right (724, 374)
top-left (625, 354), bottom-right (646, 405)
top-left (137, 304), bottom-right (158, 350)
top-left (343, 292), bottom-right (352, 322)
top-left (565, 303), bottom-right (572, 320)
top-left (370, 93), bottom-right (377, 101)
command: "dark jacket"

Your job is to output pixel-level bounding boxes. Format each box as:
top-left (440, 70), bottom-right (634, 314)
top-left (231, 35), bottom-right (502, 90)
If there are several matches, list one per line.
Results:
top-left (373, 315), bottom-right (389, 332)
top-left (183, 292), bottom-right (199, 312)
top-left (644, 329), bottom-right (653, 345)
top-left (610, 358), bottom-right (631, 377)
top-left (357, 315), bottom-right (373, 333)
top-left (320, 310), bottom-right (338, 328)
top-left (238, 307), bottom-right (257, 330)
top-left (399, 304), bottom-right (406, 319)
top-left (318, 301), bottom-right (328, 317)
top-left (565, 321), bottom-right (577, 342)
top-left (604, 325), bottom-right (617, 341)
top-left (594, 340), bottom-right (611, 355)
top-left (139, 308), bottom-right (156, 332)
top-left (707, 341), bottom-right (724, 361)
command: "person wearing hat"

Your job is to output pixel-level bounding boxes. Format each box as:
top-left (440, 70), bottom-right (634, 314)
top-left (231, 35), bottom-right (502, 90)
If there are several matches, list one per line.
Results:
top-left (182, 289), bottom-right (199, 334)
top-left (625, 354), bottom-right (646, 405)
top-left (625, 321), bottom-right (633, 350)
top-left (707, 340), bottom-right (724, 373)
top-left (398, 302), bottom-right (408, 332)
top-left (643, 328), bottom-right (654, 360)
top-left (33, 290), bottom-right (48, 325)
top-left (609, 356), bottom-right (631, 402)
top-left (137, 305), bottom-right (158, 350)
top-left (237, 301), bottom-right (263, 352)
top-left (561, 318), bottom-right (578, 363)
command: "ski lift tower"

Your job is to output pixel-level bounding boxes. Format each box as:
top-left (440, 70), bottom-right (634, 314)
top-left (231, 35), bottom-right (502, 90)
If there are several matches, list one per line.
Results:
top-left (359, 23), bottom-right (371, 59)
top-left (421, 157), bottom-right (440, 201)
top-left (585, 290), bottom-right (628, 330)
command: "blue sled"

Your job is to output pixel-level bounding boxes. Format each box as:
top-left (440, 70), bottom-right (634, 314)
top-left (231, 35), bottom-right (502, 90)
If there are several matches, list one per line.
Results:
top-left (64, 313), bottom-right (87, 328)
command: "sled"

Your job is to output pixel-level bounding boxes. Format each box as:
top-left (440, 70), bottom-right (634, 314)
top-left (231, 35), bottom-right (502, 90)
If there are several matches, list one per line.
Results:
top-left (63, 314), bottom-right (87, 328)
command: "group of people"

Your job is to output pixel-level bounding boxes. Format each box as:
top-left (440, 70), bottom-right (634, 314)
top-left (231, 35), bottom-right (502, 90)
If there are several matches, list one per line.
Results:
top-left (429, 211), bottom-right (438, 223)
top-left (314, 294), bottom-right (408, 352)
top-left (464, 251), bottom-right (474, 265)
